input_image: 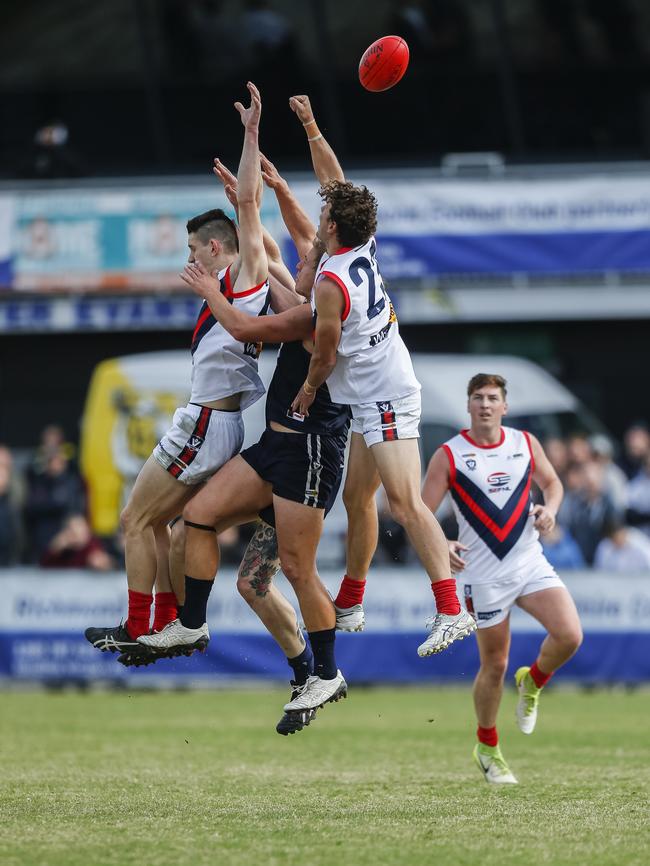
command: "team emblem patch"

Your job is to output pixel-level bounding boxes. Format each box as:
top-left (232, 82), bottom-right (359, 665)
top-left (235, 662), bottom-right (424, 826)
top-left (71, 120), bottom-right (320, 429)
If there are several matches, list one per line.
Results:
top-left (465, 459), bottom-right (477, 471)
top-left (487, 471), bottom-right (511, 490)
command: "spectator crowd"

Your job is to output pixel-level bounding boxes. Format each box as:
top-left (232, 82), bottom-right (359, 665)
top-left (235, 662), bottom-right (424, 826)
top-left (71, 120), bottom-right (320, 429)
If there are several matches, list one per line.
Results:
top-left (2, 421), bottom-right (650, 573)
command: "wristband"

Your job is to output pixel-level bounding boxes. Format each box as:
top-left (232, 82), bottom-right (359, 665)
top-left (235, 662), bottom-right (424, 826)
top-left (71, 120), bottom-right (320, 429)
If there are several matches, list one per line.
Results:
top-left (307, 134), bottom-right (323, 142)
top-left (302, 119), bottom-right (317, 127)
top-left (303, 379), bottom-right (317, 395)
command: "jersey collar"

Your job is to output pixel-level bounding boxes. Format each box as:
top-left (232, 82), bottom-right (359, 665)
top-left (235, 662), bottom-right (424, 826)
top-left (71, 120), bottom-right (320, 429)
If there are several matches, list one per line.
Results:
top-left (461, 428), bottom-right (505, 449)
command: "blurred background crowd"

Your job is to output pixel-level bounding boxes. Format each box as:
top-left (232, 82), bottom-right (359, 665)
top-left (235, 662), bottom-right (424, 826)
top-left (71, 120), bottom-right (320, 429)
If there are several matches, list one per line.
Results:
top-left (3, 419), bottom-right (650, 573)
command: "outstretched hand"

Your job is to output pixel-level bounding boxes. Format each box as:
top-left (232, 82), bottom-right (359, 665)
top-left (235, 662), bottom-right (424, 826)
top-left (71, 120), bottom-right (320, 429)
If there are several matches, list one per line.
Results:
top-left (213, 157), bottom-right (239, 209)
top-left (289, 94), bottom-right (314, 125)
top-left (260, 152), bottom-right (287, 192)
top-left (180, 261), bottom-right (222, 299)
top-left (235, 81), bottom-right (262, 131)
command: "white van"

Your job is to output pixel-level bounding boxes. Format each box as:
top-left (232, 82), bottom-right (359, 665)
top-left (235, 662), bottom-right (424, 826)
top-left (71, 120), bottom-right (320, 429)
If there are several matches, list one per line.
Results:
top-left (80, 350), bottom-right (603, 560)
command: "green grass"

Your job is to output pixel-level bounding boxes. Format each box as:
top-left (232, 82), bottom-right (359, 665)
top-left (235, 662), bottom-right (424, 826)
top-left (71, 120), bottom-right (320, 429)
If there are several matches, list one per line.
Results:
top-left (0, 686), bottom-right (648, 866)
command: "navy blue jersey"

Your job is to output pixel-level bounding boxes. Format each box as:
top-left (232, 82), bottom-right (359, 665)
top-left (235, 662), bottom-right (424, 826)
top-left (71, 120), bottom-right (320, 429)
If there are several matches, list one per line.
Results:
top-left (265, 340), bottom-right (351, 436)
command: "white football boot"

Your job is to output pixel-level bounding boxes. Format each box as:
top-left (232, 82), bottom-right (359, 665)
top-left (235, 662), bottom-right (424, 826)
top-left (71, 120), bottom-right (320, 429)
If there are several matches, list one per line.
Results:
top-left (335, 603), bottom-right (365, 632)
top-left (136, 618), bottom-right (209, 656)
top-left (417, 609), bottom-right (476, 657)
top-left (283, 669), bottom-right (347, 712)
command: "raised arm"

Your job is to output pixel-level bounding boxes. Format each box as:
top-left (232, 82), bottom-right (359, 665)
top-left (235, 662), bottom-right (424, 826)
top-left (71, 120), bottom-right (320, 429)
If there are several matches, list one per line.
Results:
top-left (289, 94), bottom-right (345, 185)
top-left (260, 152), bottom-right (316, 259)
top-left (290, 278), bottom-right (343, 417)
top-left (213, 156), bottom-right (296, 291)
top-left (233, 81), bottom-right (268, 291)
top-left (181, 262), bottom-right (312, 343)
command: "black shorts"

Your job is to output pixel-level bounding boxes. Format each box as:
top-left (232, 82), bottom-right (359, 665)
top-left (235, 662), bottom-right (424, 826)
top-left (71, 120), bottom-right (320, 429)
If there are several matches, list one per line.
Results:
top-left (242, 428), bottom-right (346, 515)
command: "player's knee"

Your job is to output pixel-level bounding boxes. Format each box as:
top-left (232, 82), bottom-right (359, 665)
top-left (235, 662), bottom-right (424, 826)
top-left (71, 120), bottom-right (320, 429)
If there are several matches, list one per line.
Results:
top-left (278, 553), bottom-right (311, 587)
top-left (183, 497), bottom-right (215, 528)
top-left (343, 483), bottom-right (374, 513)
top-left (120, 504), bottom-right (144, 535)
top-left (481, 654), bottom-right (509, 681)
top-left (558, 624), bottom-right (583, 655)
top-left (385, 496), bottom-right (418, 528)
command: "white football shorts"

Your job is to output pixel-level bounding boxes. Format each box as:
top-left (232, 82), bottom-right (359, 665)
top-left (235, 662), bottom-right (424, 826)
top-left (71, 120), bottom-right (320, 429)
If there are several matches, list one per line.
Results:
top-left (350, 390), bottom-right (421, 448)
top-left (463, 557), bottom-right (565, 629)
top-left (153, 403), bottom-right (244, 486)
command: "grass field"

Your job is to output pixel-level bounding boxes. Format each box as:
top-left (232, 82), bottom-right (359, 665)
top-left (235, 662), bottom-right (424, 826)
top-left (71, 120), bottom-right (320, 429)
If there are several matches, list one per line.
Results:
top-left (1, 685), bottom-right (648, 866)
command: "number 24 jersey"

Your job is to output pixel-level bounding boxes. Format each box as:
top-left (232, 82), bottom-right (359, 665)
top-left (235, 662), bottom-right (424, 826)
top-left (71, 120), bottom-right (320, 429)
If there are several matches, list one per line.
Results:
top-left (312, 237), bottom-right (420, 406)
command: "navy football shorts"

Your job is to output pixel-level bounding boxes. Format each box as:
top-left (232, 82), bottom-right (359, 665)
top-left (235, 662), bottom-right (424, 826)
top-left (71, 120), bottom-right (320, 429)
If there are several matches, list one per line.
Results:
top-left (242, 428), bottom-right (346, 520)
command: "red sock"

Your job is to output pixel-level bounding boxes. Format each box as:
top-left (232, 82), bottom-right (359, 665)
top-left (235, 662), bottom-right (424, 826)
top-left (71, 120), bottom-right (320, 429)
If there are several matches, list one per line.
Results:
top-left (432, 578), bottom-right (461, 615)
top-left (477, 725), bottom-right (498, 747)
top-left (530, 660), bottom-right (553, 689)
top-left (125, 589), bottom-right (153, 639)
top-left (152, 592), bottom-right (178, 633)
top-left (334, 575), bottom-right (366, 609)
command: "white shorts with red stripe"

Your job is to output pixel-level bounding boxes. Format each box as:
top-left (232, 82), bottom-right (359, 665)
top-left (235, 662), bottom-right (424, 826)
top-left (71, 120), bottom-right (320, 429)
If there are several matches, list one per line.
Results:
top-left (463, 556), bottom-right (565, 629)
top-left (153, 403), bottom-right (244, 486)
top-left (350, 390), bottom-right (421, 448)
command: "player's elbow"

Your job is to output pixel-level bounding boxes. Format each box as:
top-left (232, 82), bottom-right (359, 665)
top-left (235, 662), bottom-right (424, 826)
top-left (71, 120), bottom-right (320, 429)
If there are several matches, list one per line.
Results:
top-left (230, 323), bottom-right (251, 343)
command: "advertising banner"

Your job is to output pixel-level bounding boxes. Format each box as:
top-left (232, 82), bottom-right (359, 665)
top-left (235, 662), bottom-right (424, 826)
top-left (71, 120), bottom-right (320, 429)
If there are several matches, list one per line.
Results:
top-left (3, 174), bottom-right (650, 292)
top-left (1, 569), bottom-right (649, 684)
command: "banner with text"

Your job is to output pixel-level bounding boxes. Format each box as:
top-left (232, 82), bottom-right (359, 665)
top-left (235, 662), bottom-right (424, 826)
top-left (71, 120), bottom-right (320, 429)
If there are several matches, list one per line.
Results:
top-left (1, 569), bottom-right (648, 684)
top-left (3, 174), bottom-right (650, 292)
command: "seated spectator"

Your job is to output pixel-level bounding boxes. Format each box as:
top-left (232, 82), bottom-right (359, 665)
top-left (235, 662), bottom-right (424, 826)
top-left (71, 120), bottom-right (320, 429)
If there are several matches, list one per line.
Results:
top-left (619, 422), bottom-right (650, 479)
top-left (626, 452), bottom-right (650, 537)
top-left (558, 461), bottom-right (623, 565)
top-left (40, 514), bottom-right (113, 571)
top-left (24, 447), bottom-right (86, 561)
top-left (589, 433), bottom-right (628, 512)
top-left (594, 519), bottom-right (650, 573)
top-left (0, 445), bottom-right (23, 565)
top-left (540, 523), bottom-right (586, 571)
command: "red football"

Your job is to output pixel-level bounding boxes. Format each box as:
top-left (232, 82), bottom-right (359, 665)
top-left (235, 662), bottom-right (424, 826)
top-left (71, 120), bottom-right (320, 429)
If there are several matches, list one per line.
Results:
top-left (359, 35), bottom-right (410, 92)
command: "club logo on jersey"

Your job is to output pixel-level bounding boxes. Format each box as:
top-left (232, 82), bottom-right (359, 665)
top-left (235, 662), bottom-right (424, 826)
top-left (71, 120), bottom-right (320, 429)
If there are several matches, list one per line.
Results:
top-left (487, 471), bottom-right (511, 492)
top-left (188, 435), bottom-right (204, 450)
top-left (244, 340), bottom-right (262, 359)
top-left (465, 459), bottom-right (477, 471)
top-left (377, 401), bottom-right (393, 413)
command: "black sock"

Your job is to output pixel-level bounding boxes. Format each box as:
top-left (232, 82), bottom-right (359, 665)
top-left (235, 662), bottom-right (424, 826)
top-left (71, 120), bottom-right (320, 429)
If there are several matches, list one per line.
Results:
top-left (308, 628), bottom-right (337, 680)
top-left (176, 604), bottom-right (184, 620)
top-left (287, 643), bottom-right (314, 685)
top-left (180, 576), bottom-right (213, 629)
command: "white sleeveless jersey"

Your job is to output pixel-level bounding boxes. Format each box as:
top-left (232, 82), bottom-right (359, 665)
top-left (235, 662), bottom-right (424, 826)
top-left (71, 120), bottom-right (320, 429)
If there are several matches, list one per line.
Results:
top-left (312, 237), bottom-right (420, 405)
top-left (190, 265), bottom-right (270, 409)
top-left (443, 426), bottom-right (544, 583)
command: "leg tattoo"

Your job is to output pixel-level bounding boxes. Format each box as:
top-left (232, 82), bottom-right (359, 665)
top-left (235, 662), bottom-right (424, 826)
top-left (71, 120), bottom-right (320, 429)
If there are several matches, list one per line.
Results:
top-left (239, 520), bottom-right (281, 598)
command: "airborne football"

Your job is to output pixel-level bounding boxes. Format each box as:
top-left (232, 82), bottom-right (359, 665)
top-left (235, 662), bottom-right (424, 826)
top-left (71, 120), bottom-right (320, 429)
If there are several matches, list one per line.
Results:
top-left (359, 35), bottom-right (410, 92)
top-left (1, 5), bottom-right (649, 866)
